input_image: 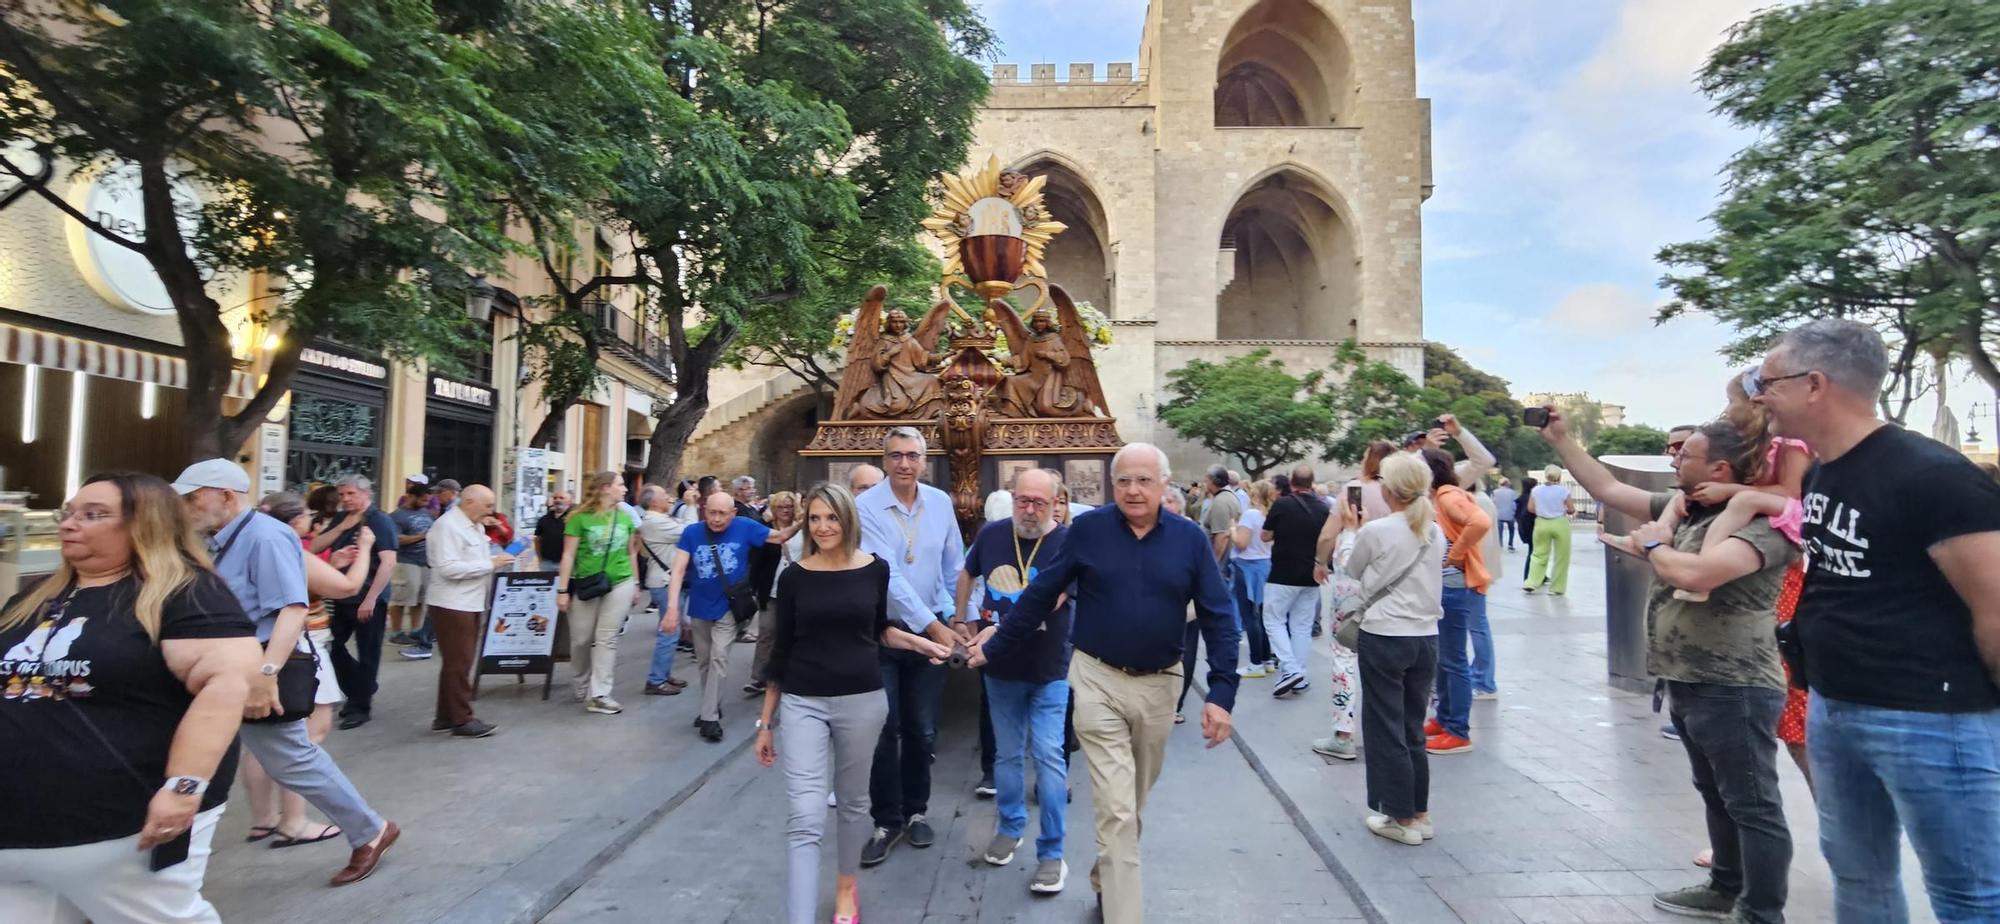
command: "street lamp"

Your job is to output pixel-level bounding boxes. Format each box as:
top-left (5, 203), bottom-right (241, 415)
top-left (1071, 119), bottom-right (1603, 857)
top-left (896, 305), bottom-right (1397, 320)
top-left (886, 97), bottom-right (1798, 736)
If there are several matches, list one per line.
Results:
top-left (465, 273), bottom-right (496, 322)
top-left (1970, 401), bottom-right (1991, 447)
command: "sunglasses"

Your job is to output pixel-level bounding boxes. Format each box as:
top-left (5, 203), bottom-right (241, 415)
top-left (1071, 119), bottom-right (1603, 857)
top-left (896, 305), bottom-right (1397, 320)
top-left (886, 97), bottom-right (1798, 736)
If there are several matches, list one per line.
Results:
top-left (1743, 368), bottom-right (1811, 396)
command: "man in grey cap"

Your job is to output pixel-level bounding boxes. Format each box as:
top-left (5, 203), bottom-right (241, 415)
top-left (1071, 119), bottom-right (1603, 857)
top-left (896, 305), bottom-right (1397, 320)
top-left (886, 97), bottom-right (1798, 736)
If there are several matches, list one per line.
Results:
top-left (174, 459), bottom-right (402, 886)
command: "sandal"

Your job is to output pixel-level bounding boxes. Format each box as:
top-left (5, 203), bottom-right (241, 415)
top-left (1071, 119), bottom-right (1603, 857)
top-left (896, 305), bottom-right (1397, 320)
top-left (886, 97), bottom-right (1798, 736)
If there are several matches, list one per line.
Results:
top-left (271, 824), bottom-right (344, 849)
top-left (245, 824), bottom-right (279, 844)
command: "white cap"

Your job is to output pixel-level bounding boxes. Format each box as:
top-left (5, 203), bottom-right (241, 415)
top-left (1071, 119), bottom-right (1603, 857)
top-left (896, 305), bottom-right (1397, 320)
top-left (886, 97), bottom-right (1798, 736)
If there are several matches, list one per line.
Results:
top-left (406, 473), bottom-right (431, 486)
top-left (171, 459), bottom-right (251, 496)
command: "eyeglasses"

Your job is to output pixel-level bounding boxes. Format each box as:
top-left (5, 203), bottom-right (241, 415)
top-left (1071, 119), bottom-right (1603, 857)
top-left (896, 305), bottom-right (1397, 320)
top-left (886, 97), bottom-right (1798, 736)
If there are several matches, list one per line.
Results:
top-left (57, 508), bottom-right (119, 525)
top-left (1013, 496), bottom-right (1051, 509)
top-left (1666, 439), bottom-right (1688, 457)
top-left (884, 451), bottom-right (924, 464)
top-left (1744, 368), bottom-right (1811, 396)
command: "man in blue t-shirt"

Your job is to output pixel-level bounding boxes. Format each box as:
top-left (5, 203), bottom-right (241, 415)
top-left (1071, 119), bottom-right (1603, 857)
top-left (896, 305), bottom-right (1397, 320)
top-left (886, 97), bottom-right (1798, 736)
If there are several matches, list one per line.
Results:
top-left (664, 491), bottom-right (797, 742)
top-left (956, 468), bottom-right (1074, 894)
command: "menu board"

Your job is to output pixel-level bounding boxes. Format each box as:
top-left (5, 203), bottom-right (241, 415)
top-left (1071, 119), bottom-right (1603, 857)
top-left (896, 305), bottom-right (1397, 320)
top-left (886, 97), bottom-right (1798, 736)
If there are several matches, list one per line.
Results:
top-left (477, 572), bottom-right (559, 690)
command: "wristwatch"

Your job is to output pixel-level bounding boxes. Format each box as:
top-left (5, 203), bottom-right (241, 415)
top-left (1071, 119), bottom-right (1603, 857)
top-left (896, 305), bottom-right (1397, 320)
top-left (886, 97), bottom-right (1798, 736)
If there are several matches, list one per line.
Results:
top-left (163, 776), bottom-right (209, 797)
top-left (1641, 539), bottom-right (1665, 557)
top-left (259, 663), bottom-right (280, 677)
top-left (754, 718), bottom-right (769, 731)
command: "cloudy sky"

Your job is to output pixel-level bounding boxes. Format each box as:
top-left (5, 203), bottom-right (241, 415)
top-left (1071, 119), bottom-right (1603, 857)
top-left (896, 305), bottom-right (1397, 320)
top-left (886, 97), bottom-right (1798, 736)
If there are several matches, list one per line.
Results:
top-left (974, 0), bottom-right (1980, 437)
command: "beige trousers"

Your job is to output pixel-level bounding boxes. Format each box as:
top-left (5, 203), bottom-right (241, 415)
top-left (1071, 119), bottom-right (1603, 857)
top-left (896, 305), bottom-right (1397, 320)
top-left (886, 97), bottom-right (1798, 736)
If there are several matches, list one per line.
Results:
top-left (688, 615), bottom-right (738, 722)
top-left (568, 579), bottom-right (634, 699)
top-left (1069, 651), bottom-right (1178, 924)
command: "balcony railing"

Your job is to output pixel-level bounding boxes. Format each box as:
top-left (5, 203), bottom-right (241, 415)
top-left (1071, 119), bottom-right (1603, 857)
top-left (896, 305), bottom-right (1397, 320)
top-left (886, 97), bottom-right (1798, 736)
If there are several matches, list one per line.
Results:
top-left (586, 299), bottom-right (673, 381)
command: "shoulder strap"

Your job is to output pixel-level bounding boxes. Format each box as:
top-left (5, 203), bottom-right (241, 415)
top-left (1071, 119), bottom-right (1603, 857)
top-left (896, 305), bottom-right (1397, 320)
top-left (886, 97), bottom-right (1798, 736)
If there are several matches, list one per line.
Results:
top-left (209, 514), bottom-right (255, 567)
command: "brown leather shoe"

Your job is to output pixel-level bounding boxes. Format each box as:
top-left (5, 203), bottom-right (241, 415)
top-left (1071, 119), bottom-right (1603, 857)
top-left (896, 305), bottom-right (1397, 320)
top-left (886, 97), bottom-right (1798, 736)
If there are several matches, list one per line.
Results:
top-left (330, 820), bottom-right (400, 886)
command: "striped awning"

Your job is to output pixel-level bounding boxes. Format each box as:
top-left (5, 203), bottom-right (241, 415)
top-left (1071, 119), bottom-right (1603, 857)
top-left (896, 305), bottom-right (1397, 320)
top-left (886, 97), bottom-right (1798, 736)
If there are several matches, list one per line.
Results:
top-left (1, 320), bottom-right (259, 398)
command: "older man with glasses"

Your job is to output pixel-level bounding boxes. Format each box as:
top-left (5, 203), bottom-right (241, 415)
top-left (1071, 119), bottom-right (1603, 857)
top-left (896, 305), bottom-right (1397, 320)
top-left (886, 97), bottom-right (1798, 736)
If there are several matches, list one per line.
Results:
top-left (970, 443), bottom-right (1237, 924)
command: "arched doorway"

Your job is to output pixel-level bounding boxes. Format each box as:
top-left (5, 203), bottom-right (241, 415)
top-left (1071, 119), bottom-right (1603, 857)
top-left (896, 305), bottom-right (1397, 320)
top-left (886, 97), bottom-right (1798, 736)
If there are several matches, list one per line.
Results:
top-left (1216, 169), bottom-right (1357, 340)
top-left (1010, 156), bottom-right (1114, 315)
top-left (748, 390), bottom-right (824, 493)
top-left (1214, 0), bottom-right (1354, 127)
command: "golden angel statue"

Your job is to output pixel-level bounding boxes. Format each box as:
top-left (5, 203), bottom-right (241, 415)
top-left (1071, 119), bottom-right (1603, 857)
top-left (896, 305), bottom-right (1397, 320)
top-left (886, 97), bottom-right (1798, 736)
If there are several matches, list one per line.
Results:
top-left (832, 285), bottom-right (956, 421)
top-left (990, 285), bottom-right (1107, 418)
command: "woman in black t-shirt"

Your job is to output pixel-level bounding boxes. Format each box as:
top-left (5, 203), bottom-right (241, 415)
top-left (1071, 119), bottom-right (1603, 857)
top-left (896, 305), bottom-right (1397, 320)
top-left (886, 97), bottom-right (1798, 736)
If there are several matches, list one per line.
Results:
top-left (0, 472), bottom-right (262, 924)
top-left (754, 483), bottom-right (951, 924)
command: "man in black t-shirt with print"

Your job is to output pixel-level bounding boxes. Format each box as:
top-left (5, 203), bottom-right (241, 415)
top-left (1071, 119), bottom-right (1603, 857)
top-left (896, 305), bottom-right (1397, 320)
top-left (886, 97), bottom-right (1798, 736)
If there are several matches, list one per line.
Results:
top-left (1754, 319), bottom-right (2000, 922)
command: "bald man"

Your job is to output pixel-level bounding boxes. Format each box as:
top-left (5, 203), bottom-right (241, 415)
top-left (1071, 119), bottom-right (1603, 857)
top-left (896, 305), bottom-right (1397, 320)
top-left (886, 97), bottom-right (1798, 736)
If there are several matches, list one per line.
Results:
top-left (849, 464), bottom-right (885, 494)
top-left (425, 484), bottom-right (515, 737)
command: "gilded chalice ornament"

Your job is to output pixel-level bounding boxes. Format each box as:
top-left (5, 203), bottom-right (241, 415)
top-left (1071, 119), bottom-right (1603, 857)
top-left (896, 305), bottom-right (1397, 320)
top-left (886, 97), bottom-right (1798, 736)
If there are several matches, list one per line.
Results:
top-left (921, 155), bottom-right (1068, 325)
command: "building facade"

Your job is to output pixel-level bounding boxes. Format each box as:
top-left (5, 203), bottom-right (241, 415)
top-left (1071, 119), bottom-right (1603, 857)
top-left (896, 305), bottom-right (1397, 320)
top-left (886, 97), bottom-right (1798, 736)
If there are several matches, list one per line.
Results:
top-left (689, 0), bottom-right (1432, 482)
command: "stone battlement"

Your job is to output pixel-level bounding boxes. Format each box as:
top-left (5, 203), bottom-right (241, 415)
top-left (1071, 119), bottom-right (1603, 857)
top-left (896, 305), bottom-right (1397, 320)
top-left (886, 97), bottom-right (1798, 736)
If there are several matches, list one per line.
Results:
top-left (989, 62), bottom-right (1142, 85)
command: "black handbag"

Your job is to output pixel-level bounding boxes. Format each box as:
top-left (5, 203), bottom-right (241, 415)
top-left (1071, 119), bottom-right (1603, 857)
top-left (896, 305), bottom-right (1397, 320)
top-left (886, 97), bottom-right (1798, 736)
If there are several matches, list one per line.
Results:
top-left (246, 644), bottom-right (319, 725)
top-left (707, 529), bottom-right (760, 623)
top-left (570, 513), bottom-right (622, 601)
top-left (1775, 619), bottom-right (1809, 691)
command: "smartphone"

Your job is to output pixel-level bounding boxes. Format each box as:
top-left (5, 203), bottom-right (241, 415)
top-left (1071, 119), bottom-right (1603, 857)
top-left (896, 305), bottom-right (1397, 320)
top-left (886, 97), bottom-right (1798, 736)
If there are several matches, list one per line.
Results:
top-left (150, 830), bottom-right (192, 871)
top-left (1523, 407), bottom-right (1551, 429)
top-left (1345, 485), bottom-right (1363, 510)
top-left (1429, 417), bottom-right (1446, 431)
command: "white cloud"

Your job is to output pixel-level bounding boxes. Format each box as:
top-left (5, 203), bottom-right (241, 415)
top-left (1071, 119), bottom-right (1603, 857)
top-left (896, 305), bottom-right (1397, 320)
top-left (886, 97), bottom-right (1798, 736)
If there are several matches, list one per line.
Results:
top-left (1573, 0), bottom-right (1772, 96)
top-left (1544, 283), bottom-right (1657, 336)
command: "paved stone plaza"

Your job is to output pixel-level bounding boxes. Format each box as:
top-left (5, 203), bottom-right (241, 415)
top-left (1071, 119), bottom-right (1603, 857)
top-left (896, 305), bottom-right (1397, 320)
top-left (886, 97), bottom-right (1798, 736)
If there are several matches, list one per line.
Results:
top-left (203, 525), bottom-right (1933, 922)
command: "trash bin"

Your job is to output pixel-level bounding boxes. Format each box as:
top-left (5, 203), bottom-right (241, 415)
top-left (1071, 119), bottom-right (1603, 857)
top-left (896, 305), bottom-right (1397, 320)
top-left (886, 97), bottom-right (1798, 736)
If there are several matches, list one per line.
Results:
top-left (1598, 455), bottom-right (1675, 694)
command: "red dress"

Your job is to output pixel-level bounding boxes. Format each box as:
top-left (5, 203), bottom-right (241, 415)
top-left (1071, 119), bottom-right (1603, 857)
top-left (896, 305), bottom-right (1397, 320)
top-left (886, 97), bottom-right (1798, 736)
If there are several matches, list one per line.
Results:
top-left (1775, 561), bottom-right (1808, 745)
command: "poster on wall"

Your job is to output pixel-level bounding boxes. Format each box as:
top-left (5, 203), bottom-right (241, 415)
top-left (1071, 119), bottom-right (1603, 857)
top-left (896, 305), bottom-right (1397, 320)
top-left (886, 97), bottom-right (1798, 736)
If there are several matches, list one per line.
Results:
top-left (996, 459), bottom-right (1038, 492)
top-left (1065, 459), bottom-right (1105, 506)
top-left (257, 423), bottom-right (286, 498)
top-left (475, 570), bottom-right (559, 700)
top-left (510, 447), bottom-right (549, 542)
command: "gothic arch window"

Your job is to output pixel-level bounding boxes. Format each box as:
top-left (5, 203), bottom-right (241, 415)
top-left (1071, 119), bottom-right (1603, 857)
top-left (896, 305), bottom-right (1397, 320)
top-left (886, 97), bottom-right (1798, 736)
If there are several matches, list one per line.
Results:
top-left (1214, 0), bottom-right (1354, 127)
top-left (1216, 169), bottom-right (1358, 340)
top-left (1008, 156), bottom-right (1115, 316)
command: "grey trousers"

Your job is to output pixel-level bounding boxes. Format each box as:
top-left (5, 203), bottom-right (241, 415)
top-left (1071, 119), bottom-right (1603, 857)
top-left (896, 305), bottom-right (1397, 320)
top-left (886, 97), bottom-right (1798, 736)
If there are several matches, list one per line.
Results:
top-left (688, 616), bottom-right (737, 722)
top-left (780, 690), bottom-right (888, 924)
top-left (237, 719), bottom-right (384, 848)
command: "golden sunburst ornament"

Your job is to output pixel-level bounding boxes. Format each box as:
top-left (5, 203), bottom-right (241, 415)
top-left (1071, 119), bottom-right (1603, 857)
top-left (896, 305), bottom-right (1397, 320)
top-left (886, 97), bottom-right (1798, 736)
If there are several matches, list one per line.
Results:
top-left (921, 155), bottom-right (1067, 290)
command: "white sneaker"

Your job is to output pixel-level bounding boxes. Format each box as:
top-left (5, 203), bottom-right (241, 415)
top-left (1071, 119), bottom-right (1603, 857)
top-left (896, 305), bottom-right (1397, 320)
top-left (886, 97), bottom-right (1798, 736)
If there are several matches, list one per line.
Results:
top-left (1473, 690), bottom-right (1500, 701)
top-left (1368, 813), bottom-right (1434, 840)
top-left (1238, 663), bottom-right (1270, 678)
top-left (587, 696), bottom-right (623, 715)
top-left (1030, 858), bottom-right (1067, 894)
top-left (1366, 814), bottom-right (1423, 846)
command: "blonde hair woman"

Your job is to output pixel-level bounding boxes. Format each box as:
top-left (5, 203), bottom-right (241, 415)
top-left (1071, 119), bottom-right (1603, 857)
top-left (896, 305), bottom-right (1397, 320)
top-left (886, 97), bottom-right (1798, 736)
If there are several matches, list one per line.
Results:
top-left (1322, 453), bottom-right (1445, 847)
top-left (0, 473), bottom-right (263, 923)
top-left (1524, 465), bottom-right (1575, 594)
top-left (755, 484), bottom-right (951, 924)
top-left (556, 471), bottom-right (640, 715)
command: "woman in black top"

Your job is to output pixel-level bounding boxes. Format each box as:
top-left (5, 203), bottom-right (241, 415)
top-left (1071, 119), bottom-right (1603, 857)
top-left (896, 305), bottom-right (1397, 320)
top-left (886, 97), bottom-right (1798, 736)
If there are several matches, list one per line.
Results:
top-left (0, 473), bottom-right (262, 924)
top-left (755, 483), bottom-right (950, 924)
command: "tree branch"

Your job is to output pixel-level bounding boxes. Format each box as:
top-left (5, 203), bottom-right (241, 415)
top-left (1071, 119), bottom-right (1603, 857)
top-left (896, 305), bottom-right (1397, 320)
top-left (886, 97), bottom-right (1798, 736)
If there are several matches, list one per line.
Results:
top-left (0, 155), bottom-right (147, 253)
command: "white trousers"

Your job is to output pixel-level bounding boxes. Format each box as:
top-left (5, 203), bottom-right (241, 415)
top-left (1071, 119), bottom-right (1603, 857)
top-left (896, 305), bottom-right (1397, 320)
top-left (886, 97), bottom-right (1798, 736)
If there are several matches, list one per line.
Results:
top-left (0, 804), bottom-right (225, 924)
top-left (1262, 583), bottom-right (1319, 680)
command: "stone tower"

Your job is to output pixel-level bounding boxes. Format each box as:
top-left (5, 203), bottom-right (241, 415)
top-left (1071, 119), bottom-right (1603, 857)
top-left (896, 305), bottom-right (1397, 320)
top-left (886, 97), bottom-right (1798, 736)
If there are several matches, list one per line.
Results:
top-left (968, 0), bottom-right (1431, 476)
top-left (683, 0), bottom-right (1430, 485)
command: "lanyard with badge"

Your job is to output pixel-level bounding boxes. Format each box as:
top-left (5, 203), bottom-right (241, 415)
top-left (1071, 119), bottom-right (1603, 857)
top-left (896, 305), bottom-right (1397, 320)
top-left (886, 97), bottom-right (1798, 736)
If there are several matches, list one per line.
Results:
top-left (890, 496), bottom-right (922, 564)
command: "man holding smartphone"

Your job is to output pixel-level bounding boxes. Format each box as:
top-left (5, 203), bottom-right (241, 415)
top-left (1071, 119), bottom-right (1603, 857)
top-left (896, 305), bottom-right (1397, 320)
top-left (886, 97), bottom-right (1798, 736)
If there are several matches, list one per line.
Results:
top-left (1407, 415), bottom-right (1496, 489)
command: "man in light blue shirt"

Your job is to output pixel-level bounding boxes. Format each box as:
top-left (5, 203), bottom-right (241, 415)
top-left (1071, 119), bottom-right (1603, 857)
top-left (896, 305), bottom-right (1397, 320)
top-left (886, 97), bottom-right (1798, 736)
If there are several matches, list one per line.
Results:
top-left (856, 426), bottom-right (965, 868)
top-left (174, 459), bottom-right (398, 883)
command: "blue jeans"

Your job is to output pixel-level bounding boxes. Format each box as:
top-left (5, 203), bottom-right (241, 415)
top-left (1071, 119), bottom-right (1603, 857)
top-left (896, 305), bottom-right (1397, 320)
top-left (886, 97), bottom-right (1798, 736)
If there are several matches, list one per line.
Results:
top-left (1233, 558), bottom-right (1272, 666)
top-left (871, 647), bottom-right (948, 829)
top-left (985, 676), bottom-right (1069, 861)
top-left (1434, 585), bottom-right (1481, 738)
top-left (1468, 593), bottom-right (1496, 694)
top-left (1809, 696), bottom-right (2000, 923)
top-left (645, 588), bottom-right (682, 686)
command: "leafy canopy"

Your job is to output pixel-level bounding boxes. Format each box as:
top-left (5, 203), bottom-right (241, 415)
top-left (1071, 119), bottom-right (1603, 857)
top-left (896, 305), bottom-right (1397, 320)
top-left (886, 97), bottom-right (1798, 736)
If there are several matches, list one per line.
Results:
top-left (1656, 0), bottom-right (2000, 419)
top-left (1589, 425), bottom-right (1671, 458)
top-left (1157, 349), bottom-right (1337, 479)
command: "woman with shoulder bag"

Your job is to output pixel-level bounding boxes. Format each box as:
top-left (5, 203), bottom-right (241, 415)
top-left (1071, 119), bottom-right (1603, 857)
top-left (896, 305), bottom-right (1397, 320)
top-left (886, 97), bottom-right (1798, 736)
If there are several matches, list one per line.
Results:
top-left (556, 471), bottom-right (641, 716)
top-left (754, 484), bottom-right (954, 924)
top-left (0, 473), bottom-right (264, 923)
top-left (1321, 453), bottom-right (1446, 847)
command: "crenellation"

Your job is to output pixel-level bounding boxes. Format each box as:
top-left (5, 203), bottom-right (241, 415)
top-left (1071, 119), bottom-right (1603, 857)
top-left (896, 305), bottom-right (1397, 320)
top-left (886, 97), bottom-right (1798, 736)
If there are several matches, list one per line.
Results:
top-left (987, 62), bottom-right (1143, 85)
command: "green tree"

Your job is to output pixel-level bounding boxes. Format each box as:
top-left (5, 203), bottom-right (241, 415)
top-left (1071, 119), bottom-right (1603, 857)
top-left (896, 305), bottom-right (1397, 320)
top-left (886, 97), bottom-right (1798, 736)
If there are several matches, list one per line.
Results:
top-left (626, 0), bottom-right (993, 484)
top-left (1656, 0), bottom-right (2000, 419)
top-left (1158, 349), bottom-right (1336, 478)
top-left (1589, 425), bottom-right (1669, 458)
top-left (1320, 340), bottom-right (1545, 480)
top-left (1320, 340), bottom-right (1423, 465)
top-left (0, 0), bottom-right (518, 460)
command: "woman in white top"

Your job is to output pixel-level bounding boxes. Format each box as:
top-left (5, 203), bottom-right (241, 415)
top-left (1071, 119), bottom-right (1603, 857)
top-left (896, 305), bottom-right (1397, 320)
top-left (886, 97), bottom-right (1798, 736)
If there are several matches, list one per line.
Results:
top-left (1325, 452), bottom-right (1444, 847)
top-left (640, 484), bottom-right (694, 696)
top-left (1523, 465), bottom-right (1575, 595)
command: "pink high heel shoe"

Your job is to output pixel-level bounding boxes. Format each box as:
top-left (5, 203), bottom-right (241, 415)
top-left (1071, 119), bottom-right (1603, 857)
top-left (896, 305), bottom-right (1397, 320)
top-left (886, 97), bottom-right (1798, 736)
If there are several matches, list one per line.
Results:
top-left (832, 894), bottom-right (860, 924)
